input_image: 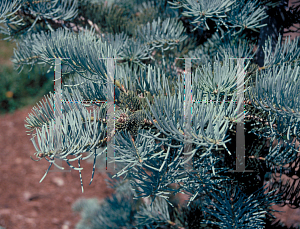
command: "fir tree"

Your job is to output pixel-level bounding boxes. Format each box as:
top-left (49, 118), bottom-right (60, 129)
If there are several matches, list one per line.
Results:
top-left (1, 0), bottom-right (300, 228)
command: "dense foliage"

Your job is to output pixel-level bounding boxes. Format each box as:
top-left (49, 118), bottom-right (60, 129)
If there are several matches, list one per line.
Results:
top-left (1, 0), bottom-right (300, 228)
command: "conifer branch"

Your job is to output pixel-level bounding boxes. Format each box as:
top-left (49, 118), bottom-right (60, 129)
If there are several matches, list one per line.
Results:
top-left (6, 0), bottom-right (300, 227)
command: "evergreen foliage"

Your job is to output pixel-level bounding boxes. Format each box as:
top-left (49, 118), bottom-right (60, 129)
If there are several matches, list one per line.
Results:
top-left (1, 0), bottom-right (300, 228)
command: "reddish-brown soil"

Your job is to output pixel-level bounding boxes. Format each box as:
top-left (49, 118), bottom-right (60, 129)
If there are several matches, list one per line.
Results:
top-left (0, 105), bottom-right (118, 229)
top-left (0, 1), bottom-right (300, 227)
top-left (1, 103), bottom-right (300, 229)
top-left (0, 104), bottom-right (190, 229)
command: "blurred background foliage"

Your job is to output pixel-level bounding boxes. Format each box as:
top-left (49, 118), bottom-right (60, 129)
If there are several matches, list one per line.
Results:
top-left (0, 0), bottom-right (194, 116)
top-left (0, 31), bottom-right (54, 116)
